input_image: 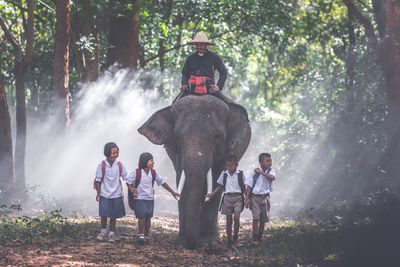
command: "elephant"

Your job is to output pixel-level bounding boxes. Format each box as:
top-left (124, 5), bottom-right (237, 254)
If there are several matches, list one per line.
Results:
top-left (138, 94), bottom-right (251, 249)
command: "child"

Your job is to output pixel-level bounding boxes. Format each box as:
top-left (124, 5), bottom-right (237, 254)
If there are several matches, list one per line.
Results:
top-left (126, 152), bottom-right (180, 244)
top-left (206, 155), bottom-right (246, 247)
top-left (95, 142), bottom-right (132, 242)
top-left (244, 153), bottom-right (276, 246)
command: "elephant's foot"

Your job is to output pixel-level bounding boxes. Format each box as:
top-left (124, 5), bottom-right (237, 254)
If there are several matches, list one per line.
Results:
top-left (175, 235), bottom-right (185, 249)
top-left (198, 234), bottom-right (219, 248)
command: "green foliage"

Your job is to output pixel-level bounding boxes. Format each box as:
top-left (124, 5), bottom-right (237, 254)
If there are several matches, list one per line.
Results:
top-left (0, 208), bottom-right (82, 244)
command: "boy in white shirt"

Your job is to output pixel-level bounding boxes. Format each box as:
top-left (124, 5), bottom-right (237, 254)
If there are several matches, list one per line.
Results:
top-left (244, 153), bottom-right (276, 245)
top-left (206, 155), bottom-right (246, 247)
top-left (126, 152), bottom-right (180, 244)
top-left (95, 142), bottom-right (131, 242)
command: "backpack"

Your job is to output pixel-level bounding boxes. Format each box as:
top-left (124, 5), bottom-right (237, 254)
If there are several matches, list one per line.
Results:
top-left (93, 160), bottom-right (124, 199)
top-left (250, 168), bottom-right (272, 196)
top-left (219, 170), bottom-right (245, 212)
top-left (127, 168), bottom-right (156, 211)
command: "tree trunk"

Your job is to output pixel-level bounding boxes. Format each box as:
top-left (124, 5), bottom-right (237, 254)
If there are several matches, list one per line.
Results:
top-left (343, 0), bottom-right (400, 181)
top-left (106, 0), bottom-right (141, 70)
top-left (80, 0), bottom-right (100, 81)
top-left (53, 0), bottom-right (70, 130)
top-left (0, 0), bottom-right (34, 190)
top-left (157, 0), bottom-right (173, 96)
top-left (0, 73), bottom-right (15, 191)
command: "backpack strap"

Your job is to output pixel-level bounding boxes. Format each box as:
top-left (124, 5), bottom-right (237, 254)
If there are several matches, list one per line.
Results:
top-left (222, 171), bottom-right (228, 192)
top-left (100, 160), bottom-right (106, 183)
top-left (151, 169), bottom-right (156, 186)
top-left (134, 168), bottom-right (141, 188)
top-left (238, 170), bottom-right (245, 194)
top-left (117, 162), bottom-right (122, 175)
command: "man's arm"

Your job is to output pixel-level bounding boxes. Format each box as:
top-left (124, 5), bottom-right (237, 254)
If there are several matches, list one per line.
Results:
top-left (215, 54), bottom-right (227, 90)
top-left (181, 57), bottom-right (191, 86)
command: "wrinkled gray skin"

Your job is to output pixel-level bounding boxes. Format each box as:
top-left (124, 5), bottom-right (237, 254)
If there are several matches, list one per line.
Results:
top-left (138, 95), bottom-right (251, 249)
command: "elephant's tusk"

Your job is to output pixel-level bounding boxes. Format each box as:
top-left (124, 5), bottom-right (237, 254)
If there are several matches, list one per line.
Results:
top-left (205, 169), bottom-right (212, 202)
top-left (177, 171), bottom-right (185, 200)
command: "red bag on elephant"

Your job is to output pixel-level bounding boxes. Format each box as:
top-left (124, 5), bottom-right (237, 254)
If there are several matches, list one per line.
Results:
top-left (127, 168), bottom-right (156, 211)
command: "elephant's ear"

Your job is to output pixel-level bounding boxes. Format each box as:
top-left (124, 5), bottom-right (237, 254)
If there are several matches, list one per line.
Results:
top-left (138, 106), bottom-right (175, 147)
top-left (226, 103), bottom-right (251, 159)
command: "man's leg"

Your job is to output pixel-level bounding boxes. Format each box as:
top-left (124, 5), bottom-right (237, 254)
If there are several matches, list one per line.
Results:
top-left (233, 211), bottom-right (240, 246)
top-left (252, 220), bottom-right (259, 244)
top-left (211, 91), bottom-right (230, 104)
top-left (258, 218), bottom-right (265, 241)
top-left (226, 214), bottom-right (233, 246)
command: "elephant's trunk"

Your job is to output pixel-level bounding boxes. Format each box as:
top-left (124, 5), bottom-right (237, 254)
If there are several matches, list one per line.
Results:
top-left (182, 168), bottom-right (205, 249)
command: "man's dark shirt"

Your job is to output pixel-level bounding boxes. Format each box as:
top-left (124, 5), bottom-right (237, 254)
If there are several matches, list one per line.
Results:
top-left (181, 50), bottom-right (228, 90)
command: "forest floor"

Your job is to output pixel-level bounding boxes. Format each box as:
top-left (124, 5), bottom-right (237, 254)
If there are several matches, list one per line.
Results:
top-left (0, 214), bottom-right (349, 267)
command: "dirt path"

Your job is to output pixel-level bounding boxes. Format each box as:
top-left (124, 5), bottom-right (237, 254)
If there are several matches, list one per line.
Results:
top-left (0, 216), bottom-right (342, 266)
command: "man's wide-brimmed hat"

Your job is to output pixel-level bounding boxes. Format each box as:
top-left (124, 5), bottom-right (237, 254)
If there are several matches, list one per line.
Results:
top-left (187, 31), bottom-right (216, 45)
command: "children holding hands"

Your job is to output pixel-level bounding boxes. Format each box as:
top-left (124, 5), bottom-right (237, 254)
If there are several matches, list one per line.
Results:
top-left (126, 152), bottom-right (180, 244)
top-left (95, 143), bottom-right (275, 247)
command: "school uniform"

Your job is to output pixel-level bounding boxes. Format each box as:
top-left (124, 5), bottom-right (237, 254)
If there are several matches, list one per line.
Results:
top-left (245, 166), bottom-right (276, 221)
top-left (126, 169), bottom-right (165, 218)
top-left (95, 159), bottom-right (128, 219)
top-left (217, 170), bottom-right (246, 215)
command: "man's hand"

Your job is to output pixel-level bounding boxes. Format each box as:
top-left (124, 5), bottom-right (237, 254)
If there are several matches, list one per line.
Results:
top-left (96, 193), bottom-right (101, 202)
top-left (255, 168), bottom-right (262, 174)
top-left (205, 193), bottom-right (213, 199)
top-left (209, 84), bottom-right (219, 93)
top-left (245, 198), bottom-right (250, 209)
top-left (180, 85), bottom-right (188, 92)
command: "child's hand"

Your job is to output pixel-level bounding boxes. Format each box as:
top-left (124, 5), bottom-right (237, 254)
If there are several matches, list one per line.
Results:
top-left (96, 193), bottom-right (101, 202)
top-left (245, 198), bottom-right (250, 209)
top-left (171, 191), bottom-right (180, 200)
top-left (129, 187), bottom-right (138, 198)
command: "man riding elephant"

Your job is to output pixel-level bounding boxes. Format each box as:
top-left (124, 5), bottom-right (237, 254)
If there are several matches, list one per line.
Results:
top-left (180, 31), bottom-right (228, 103)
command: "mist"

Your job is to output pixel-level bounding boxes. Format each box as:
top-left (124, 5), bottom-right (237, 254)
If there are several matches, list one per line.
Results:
top-left (8, 66), bottom-right (387, 221)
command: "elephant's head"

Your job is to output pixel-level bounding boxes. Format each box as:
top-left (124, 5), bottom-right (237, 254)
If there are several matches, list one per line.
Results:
top-left (138, 95), bottom-right (251, 248)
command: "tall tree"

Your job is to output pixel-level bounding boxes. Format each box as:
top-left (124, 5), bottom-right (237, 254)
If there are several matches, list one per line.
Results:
top-left (106, 0), bottom-right (142, 70)
top-left (0, 73), bottom-right (14, 191)
top-left (343, 0), bottom-right (400, 178)
top-left (0, 0), bottom-right (34, 190)
top-left (53, 0), bottom-right (71, 130)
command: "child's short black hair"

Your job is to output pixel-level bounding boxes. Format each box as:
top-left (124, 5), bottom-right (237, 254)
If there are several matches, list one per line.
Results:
top-left (104, 142), bottom-right (119, 157)
top-left (259, 153), bottom-right (271, 162)
top-left (226, 154), bottom-right (238, 164)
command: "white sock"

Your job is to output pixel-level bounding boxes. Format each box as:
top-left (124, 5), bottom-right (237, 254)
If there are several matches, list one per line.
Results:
top-left (100, 228), bottom-right (107, 235)
top-left (109, 231), bottom-right (114, 236)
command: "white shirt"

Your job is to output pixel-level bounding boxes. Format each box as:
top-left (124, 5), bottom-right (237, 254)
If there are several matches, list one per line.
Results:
top-left (216, 170), bottom-right (245, 193)
top-left (126, 169), bottom-right (165, 200)
top-left (95, 159), bottom-right (128, 198)
top-left (245, 166), bottom-right (276, 195)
